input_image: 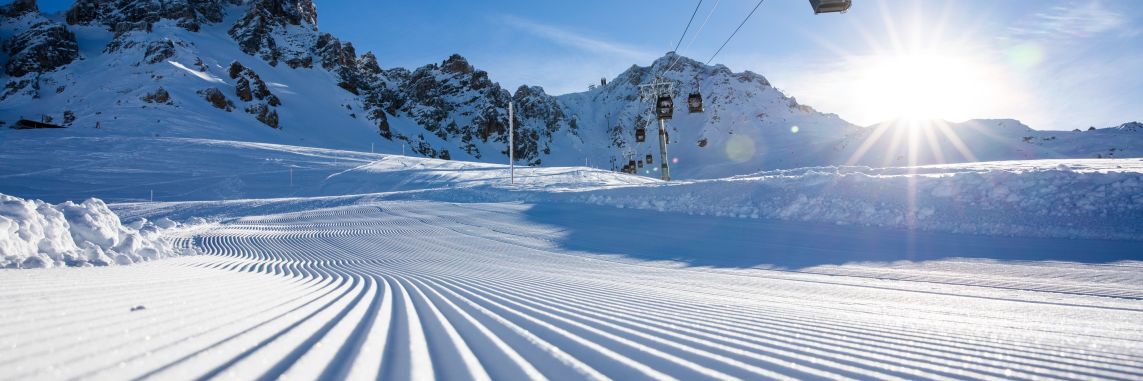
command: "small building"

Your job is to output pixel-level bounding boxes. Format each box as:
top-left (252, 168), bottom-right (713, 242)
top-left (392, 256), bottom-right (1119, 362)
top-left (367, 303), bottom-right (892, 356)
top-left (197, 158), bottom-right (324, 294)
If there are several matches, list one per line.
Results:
top-left (12, 119), bottom-right (65, 129)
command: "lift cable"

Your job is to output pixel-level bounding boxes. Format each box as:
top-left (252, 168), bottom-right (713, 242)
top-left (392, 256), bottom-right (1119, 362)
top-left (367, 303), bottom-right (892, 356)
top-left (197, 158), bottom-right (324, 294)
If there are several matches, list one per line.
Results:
top-left (679, 0), bottom-right (722, 86)
top-left (672, 0), bottom-right (703, 54)
top-left (680, 0), bottom-right (721, 59)
top-left (657, 0), bottom-right (703, 79)
top-left (663, 0), bottom-right (722, 76)
top-left (705, 0), bottom-right (765, 65)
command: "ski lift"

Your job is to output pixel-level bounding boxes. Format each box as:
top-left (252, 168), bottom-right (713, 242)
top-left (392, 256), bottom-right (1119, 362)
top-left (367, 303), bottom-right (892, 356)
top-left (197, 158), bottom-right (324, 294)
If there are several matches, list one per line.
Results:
top-left (809, 0), bottom-right (851, 14)
top-left (645, 154), bottom-right (653, 164)
top-left (656, 95), bottom-right (674, 119)
top-left (687, 92), bottom-right (704, 113)
top-left (635, 127), bottom-right (646, 143)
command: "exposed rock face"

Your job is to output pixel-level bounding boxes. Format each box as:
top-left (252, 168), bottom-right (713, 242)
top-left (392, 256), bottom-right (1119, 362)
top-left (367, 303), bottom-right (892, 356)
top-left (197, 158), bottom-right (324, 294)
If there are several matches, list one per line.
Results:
top-left (228, 0), bottom-right (318, 67)
top-left (349, 54), bottom-right (569, 164)
top-left (217, 3), bottom-right (566, 162)
top-left (0, 0), bottom-right (38, 17)
top-left (228, 61), bottom-right (281, 128)
top-left (198, 87), bottom-right (234, 111)
top-left (143, 39), bottom-right (176, 63)
top-left (246, 103), bottom-right (278, 128)
top-left (2, 1), bottom-right (80, 77)
top-left (142, 87), bottom-right (172, 104)
top-left (101, 31), bottom-right (192, 66)
top-left (66, 0), bottom-right (239, 32)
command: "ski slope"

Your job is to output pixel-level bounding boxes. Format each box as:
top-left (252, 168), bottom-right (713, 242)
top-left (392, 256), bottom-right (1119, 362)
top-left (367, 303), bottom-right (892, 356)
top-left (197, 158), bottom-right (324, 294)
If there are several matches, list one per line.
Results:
top-left (2, 137), bottom-right (1143, 379)
top-left (3, 200), bottom-right (1142, 380)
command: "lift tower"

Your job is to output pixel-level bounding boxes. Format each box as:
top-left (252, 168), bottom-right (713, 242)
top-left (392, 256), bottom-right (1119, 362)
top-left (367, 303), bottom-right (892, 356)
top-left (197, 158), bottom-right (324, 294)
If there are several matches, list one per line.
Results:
top-left (638, 80), bottom-right (676, 181)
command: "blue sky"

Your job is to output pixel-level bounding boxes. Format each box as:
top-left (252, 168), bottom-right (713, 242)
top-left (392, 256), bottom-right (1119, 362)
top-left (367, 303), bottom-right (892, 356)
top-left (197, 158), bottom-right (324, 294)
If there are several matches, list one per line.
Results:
top-left (27, 0), bottom-right (1143, 130)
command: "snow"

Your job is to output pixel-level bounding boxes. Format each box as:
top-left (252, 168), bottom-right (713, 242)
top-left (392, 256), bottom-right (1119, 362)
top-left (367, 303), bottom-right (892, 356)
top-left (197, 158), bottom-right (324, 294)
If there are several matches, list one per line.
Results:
top-left (3, 137), bottom-right (1141, 241)
top-left (0, 133), bottom-right (1141, 378)
top-left (1, 200), bottom-right (1140, 379)
top-left (0, 193), bottom-right (194, 268)
top-left (3, 6), bottom-right (1143, 377)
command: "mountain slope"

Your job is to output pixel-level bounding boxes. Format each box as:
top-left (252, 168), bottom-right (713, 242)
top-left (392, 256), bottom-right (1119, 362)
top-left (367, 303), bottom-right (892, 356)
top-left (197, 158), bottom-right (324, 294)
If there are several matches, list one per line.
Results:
top-left (2, 0), bottom-right (1140, 179)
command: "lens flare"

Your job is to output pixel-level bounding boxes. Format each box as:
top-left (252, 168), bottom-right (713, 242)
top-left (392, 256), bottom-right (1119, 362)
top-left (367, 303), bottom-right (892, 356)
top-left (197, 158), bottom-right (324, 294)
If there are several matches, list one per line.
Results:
top-left (1007, 43), bottom-right (1044, 71)
top-left (672, 157), bottom-right (679, 164)
top-left (791, 126), bottom-right (800, 134)
top-left (724, 135), bottom-right (755, 163)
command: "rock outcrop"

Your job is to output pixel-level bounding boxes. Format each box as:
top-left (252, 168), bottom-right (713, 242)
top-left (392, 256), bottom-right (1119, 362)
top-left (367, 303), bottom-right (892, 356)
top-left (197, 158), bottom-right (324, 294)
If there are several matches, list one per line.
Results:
top-left (228, 0), bottom-right (318, 67)
top-left (228, 61), bottom-right (281, 128)
top-left (66, 0), bottom-right (240, 32)
top-left (2, 0), bottom-right (80, 77)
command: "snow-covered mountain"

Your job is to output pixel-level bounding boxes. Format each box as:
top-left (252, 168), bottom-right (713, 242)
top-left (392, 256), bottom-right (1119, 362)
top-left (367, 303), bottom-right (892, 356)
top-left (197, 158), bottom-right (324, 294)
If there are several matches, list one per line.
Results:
top-left (2, 0), bottom-right (1140, 179)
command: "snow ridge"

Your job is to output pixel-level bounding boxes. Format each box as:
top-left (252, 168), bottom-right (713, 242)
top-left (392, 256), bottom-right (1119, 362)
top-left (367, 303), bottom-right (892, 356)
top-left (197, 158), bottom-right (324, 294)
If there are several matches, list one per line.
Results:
top-left (0, 193), bottom-right (197, 268)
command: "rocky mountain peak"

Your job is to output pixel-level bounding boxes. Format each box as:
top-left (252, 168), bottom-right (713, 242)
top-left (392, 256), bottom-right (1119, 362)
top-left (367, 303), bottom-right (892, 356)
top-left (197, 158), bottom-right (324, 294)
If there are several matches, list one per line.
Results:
top-left (440, 54), bottom-right (474, 75)
top-left (1, 1), bottom-right (79, 80)
top-left (229, 0), bottom-right (323, 67)
top-left (251, 0), bottom-right (317, 27)
top-left (1, 0), bottom-right (37, 17)
top-left (66, 0), bottom-right (240, 32)
top-left (357, 52), bottom-right (381, 76)
top-left (1114, 121), bottom-right (1142, 132)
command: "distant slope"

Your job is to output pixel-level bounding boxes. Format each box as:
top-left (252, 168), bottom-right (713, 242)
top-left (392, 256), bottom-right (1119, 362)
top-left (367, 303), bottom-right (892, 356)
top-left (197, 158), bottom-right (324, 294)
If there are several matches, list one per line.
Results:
top-left (835, 119), bottom-right (1143, 167)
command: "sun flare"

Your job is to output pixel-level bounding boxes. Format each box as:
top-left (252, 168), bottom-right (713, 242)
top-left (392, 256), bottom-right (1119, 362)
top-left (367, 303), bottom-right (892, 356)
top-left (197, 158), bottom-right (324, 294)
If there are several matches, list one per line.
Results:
top-left (852, 53), bottom-right (1002, 123)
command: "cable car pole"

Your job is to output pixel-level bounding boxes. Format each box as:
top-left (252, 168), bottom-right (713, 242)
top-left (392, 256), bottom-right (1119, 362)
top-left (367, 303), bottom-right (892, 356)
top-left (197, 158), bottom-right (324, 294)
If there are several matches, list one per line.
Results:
top-left (657, 118), bottom-right (670, 180)
top-left (509, 101), bottom-right (514, 184)
top-left (639, 80), bottom-right (674, 181)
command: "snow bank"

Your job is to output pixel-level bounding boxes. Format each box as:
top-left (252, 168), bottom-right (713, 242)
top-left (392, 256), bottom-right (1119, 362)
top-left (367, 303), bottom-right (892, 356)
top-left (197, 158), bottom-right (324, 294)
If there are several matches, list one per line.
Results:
top-left (383, 160), bottom-right (1143, 240)
top-left (565, 164), bottom-right (1143, 240)
top-left (0, 193), bottom-right (192, 268)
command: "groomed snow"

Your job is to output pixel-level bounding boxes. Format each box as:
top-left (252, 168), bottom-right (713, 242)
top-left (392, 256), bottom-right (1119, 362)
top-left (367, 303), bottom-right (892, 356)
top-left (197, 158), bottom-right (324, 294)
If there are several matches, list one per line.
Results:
top-left (1, 137), bottom-right (1142, 379)
top-left (2, 200), bottom-right (1140, 379)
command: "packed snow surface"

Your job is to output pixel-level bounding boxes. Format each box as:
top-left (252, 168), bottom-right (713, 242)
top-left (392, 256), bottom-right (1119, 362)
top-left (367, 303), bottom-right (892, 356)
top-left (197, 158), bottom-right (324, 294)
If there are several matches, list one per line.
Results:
top-left (2, 137), bottom-right (1142, 379)
top-left (2, 200), bottom-right (1141, 379)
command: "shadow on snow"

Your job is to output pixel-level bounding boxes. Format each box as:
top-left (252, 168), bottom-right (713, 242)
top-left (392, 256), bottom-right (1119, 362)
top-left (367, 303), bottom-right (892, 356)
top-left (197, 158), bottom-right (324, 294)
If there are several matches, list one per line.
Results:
top-left (520, 203), bottom-right (1143, 270)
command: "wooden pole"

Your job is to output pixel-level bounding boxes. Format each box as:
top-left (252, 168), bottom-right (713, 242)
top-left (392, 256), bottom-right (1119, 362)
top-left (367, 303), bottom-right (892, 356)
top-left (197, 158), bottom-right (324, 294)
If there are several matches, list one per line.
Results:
top-left (509, 101), bottom-right (515, 184)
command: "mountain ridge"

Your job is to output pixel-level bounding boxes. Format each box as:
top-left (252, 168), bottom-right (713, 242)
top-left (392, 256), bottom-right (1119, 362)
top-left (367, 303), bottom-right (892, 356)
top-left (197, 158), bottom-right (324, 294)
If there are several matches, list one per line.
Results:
top-left (2, 0), bottom-right (1140, 179)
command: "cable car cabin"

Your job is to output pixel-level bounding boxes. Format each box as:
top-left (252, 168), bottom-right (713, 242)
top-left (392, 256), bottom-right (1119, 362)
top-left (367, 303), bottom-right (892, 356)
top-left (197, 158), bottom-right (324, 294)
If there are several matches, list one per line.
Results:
top-left (687, 93), bottom-right (704, 113)
top-left (628, 160), bottom-right (637, 170)
top-left (645, 154), bottom-right (653, 164)
top-left (656, 95), bottom-right (674, 119)
top-left (637, 160), bottom-right (644, 168)
top-left (809, 0), bottom-right (851, 14)
top-left (635, 127), bottom-right (646, 143)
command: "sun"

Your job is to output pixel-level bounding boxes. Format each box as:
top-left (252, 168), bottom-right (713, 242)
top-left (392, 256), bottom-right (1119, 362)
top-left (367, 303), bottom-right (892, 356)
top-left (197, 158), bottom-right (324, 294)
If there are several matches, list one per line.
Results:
top-left (852, 52), bottom-right (1001, 122)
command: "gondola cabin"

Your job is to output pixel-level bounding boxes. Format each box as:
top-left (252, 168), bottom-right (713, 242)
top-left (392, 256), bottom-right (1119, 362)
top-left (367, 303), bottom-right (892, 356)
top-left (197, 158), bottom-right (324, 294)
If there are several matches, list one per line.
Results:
top-left (687, 93), bottom-right (704, 113)
top-left (637, 160), bottom-right (644, 168)
top-left (656, 95), bottom-right (674, 119)
top-left (809, 0), bottom-right (851, 14)
top-left (635, 127), bottom-right (646, 143)
top-left (628, 160), bottom-right (637, 170)
top-left (645, 154), bottom-right (653, 164)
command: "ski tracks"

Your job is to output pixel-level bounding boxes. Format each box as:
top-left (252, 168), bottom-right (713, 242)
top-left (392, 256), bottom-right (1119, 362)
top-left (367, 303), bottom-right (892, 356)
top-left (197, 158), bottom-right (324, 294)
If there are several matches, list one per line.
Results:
top-left (2, 201), bottom-right (1142, 380)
